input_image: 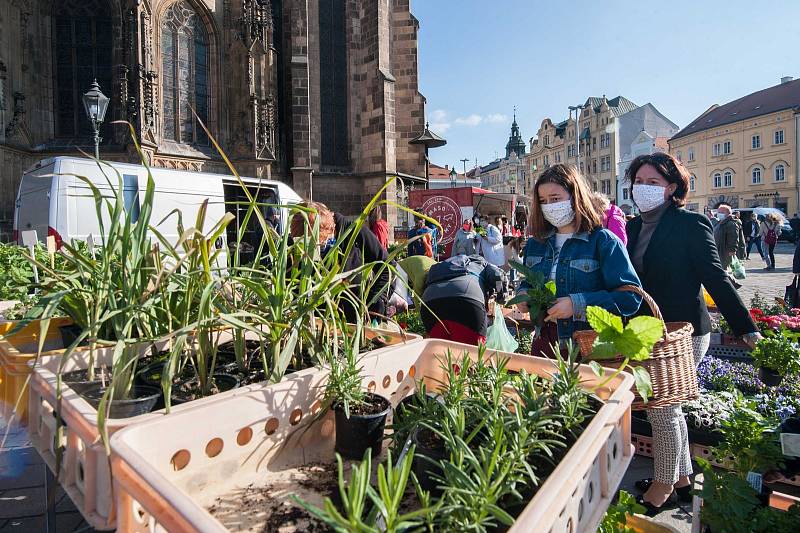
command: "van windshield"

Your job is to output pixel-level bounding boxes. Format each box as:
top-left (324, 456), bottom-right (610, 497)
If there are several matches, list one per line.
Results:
top-left (16, 175), bottom-right (53, 242)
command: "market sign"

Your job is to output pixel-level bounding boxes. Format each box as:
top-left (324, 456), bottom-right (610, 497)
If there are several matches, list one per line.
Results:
top-left (420, 195), bottom-right (461, 245)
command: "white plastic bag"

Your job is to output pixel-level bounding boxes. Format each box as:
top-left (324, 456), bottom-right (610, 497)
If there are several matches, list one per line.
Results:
top-left (485, 302), bottom-right (519, 352)
top-left (730, 256), bottom-right (746, 280)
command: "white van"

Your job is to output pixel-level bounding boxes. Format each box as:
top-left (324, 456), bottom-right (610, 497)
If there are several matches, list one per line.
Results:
top-left (13, 157), bottom-right (302, 257)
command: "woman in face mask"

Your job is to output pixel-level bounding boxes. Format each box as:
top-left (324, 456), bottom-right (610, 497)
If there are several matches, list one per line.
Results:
top-left (451, 219), bottom-right (478, 257)
top-left (624, 152), bottom-right (761, 514)
top-left (515, 164), bottom-right (642, 356)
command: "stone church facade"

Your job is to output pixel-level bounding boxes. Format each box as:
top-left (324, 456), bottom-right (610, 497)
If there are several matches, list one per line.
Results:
top-left (0, 0), bottom-right (427, 239)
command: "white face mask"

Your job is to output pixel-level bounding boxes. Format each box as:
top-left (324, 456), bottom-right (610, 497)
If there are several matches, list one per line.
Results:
top-left (540, 200), bottom-right (575, 228)
top-left (716, 212), bottom-right (727, 221)
top-left (632, 184), bottom-right (667, 213)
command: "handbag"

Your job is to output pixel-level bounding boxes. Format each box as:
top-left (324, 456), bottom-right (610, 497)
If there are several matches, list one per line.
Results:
top-left (785, 275), bottom-right (800, 308)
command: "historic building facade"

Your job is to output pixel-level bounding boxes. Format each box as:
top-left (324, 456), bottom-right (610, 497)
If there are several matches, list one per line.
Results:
top-left (668, 77), bottom-right (800, 215)
top-left (0, 0), bottom-right (426, 238)
top-left (476, 115), bottom-right (527, 197)
top-left (525, 96), bottom-right (678, 209)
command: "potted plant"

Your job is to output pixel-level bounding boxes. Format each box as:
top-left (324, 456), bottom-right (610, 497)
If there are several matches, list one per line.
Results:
top-left (751, 334), bottom-right (800, 387)
top-left (323, 320), bottom-right (391, 460)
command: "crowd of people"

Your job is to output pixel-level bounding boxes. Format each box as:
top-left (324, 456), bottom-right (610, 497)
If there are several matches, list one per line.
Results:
top-left (289, 150), bottom-right (799, 517)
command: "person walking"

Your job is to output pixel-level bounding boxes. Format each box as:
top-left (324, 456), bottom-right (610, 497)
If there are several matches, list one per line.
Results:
top-left (624, 152), bottom-right (761, 514)
top-left (478, 216), bottom-right (505, 267)
top-left (743, 212), bottom-right (765, 262)
top-left (451, 219), bottom-right (478, 257)
top-left (760, 213), bottom-right (781, 270)
top-left (514, 164), bottom-right (642, 356)
top-left (712, 204), bottom-right (739, 270)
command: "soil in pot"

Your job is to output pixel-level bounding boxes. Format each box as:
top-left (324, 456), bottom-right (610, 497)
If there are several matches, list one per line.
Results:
top-left (334, 393), bottom-right (391, 460)
top-left (758, 367), bottom-right (783, 387)
top-left (61, 367), bottom-right (111, 395)
top-left (171, 373), bottom-right (240, 405)
top-left (411, 426), bottom-right (448, 494)
top-left (217, 340), bottom-right (268, 363)
top-left (81, 384), bottom-right (161, 418)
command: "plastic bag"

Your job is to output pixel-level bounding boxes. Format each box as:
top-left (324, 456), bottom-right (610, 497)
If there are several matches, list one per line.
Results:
top-left (485, 301), bottom-right (519, 352)
top-left (730, 256), bottom-right (746, 280)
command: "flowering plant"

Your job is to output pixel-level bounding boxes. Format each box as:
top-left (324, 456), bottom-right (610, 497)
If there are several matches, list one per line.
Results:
top-left (751, 335), bottom-right (800, 376)
top-left (683, 391), bottom-right (738, 431)
top-left (697, 356), bottom-right (764, 394)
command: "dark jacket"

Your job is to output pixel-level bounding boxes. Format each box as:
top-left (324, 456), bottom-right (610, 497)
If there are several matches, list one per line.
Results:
top-left (713, 216), bottom-right (739, 260)
top-left (626, 205), bottom-right (757, 336)
top-left (332, 213), bottom-right (390, 320)
top-left (742, 218), bottom-right (758, 239)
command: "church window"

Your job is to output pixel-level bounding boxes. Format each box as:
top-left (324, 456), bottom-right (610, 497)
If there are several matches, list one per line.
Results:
top-left (319, 0), bottom-right (348, 166)
top-left (54, 0), bottom-right (113, 138)
top-left (161, 1), bottom-right (210, 145)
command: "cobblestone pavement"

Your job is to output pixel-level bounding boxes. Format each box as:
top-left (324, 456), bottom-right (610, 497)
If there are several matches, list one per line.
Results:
top-left (736, 242), bottom-right (796, 307)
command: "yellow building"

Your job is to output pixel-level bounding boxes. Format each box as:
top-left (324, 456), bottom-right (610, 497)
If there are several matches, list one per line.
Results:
top-left (669, 77), bottom-right (800, 215)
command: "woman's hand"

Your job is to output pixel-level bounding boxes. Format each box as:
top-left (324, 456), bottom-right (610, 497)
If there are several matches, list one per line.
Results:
top-left (742, 331), bottom-right (763, 349)
top-left (545, 297), bottom-right (574, 322)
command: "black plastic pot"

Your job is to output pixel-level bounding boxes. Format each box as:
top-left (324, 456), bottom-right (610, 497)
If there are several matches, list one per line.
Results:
top-left (61, 368), bottom-right (108, 395)
top-left (411, 426), bottom-right (448, 494)
top-left (758, 367), bottom-right (784, 387)
top-left (334, 393), bottom-right (391, 460)
top-left (82, 384), bottom-right (161, 419)
top-left (170, 373), bottom-right (241, 405)
top-left (59, 324), bottom-right (87, 348)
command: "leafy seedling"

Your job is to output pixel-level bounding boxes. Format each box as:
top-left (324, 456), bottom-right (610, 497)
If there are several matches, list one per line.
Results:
top-left (507, 260), bottom-right (556, 322)
top-left (585, 306), bottom-right (662, 401)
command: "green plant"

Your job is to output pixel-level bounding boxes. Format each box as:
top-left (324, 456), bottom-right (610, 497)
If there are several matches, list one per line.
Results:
top-left (598, 490), bottom-right (646, 533)
top-left (697, 458), bottom-right (800, 532)
top-left (506, 261), bottom-right (556, 322)
top-left (322, 320), bottom-right (366, 418)
top-left (584, 306), bottom-right (660, 401)
top-left (295, 447), bottom-right (431, 532)
top-left (514, 328), bottom-right (533, 354)
top-left (395, 310), bottom-right (425, 336)
top-left (751, 335), bottom-right (800, 376)
top-left (713, 395), bottom-right (784, 476)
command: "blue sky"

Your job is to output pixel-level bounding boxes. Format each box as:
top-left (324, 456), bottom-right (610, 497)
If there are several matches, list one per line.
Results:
top-left (412, 0), bottom-right (800, 172)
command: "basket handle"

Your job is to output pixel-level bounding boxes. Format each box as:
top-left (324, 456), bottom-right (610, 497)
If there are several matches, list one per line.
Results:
top-left (613, 284), bottom-right (669, 340)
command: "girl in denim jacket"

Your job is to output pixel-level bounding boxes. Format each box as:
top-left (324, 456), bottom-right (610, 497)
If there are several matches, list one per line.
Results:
top-left (515, 164), bottom-right (641, 355)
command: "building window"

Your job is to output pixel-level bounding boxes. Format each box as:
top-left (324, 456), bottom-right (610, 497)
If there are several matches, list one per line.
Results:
top-left (752, 134), bottom-right (761, 149)
top-left (713, 172), bottom-right (722, 188)
top-left (555, 151), bottom-right (562, 163)
top-left (161, 1), bottom-right (210, 145)
top-left (676, 151), bottom-right (682, 162)
top-left (775, 130), bottom-right (785, 145)
top-left (723, 170), bottom-right (733, 187)
top-left (689, 174), bottom-right (696, 191)
top-left (723, 141), bottom-right (732, 155)
top-left (688, 148), bottom-right (694, 161)
top-left (592, 159), bottom-right (597, 174)
top-left (54, 0), bottom-right (114, 138)
top-left (592, 137), bottom-right (596, 151)
top-left (510, 186), bottom-right (516, 194)
top-left (752, 167), bottom-right (762, 184)
top-left (712, 143), bottom-right (721, 156)
top-left (775, 164), bottom-right (786, 182)
top-left (601, 180), bottom-right (611, 195)
top-left (543, 155), bottom-right (549, 166)
top-left (319, 0), bottom-right (349, 166)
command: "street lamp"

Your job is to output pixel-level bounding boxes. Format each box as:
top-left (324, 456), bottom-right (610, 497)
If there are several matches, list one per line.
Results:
top-left (568, 104), bottom-right (585, 175)
top-left (82, 79), bottom-right (110, 160)
top-left (449, 167), bottom-right (457, 188)
top-left (410, 122), bottom-right (447, 190)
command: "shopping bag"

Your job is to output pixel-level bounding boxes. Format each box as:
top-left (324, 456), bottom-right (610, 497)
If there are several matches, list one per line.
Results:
top-left (730, 256), bottom-right (747, 280)
top-left (485, 302), bottom-right (519, 352)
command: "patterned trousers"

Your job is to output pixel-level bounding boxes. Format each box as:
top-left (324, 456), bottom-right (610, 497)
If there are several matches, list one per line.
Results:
top-left (646, 333), bottom-right (711, 485)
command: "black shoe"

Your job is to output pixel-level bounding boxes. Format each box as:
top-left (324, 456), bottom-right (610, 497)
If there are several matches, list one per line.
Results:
top-left (636, 494), bottom-right (677, 517)
top-left (635, 478), bottom-right (693, 503)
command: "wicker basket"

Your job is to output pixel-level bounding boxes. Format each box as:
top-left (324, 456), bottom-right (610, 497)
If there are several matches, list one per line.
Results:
top-left (573, 285), bottom-right (696, 410)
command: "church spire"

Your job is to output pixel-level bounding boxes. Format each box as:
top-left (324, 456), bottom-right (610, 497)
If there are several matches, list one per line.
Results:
top-left (506, 107), bottom-right (525, 159)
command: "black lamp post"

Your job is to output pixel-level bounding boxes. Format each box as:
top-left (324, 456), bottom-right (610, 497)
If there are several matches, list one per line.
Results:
top-left (82, 80), bottom-right (110, 159)
top-left (449, 167), bottom-right (457, 188)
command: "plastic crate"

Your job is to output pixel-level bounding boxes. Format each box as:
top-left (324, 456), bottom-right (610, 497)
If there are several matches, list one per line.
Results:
top-left (109, 339), bottom-right (635, 533)
top-left (26, 326), bottom-right (419, 530)
top-left (632, 433), bottom-right (654, 458)
top-left (704, 343), bottom-right (752, 363)
top-left (0, 317), bottom-right (73, 424)
top-left (690, 443), bottom-right (800, 487)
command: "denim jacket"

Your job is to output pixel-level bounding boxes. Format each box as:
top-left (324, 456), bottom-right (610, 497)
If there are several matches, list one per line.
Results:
top-left (518, 229), bottom-right (642, 340)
